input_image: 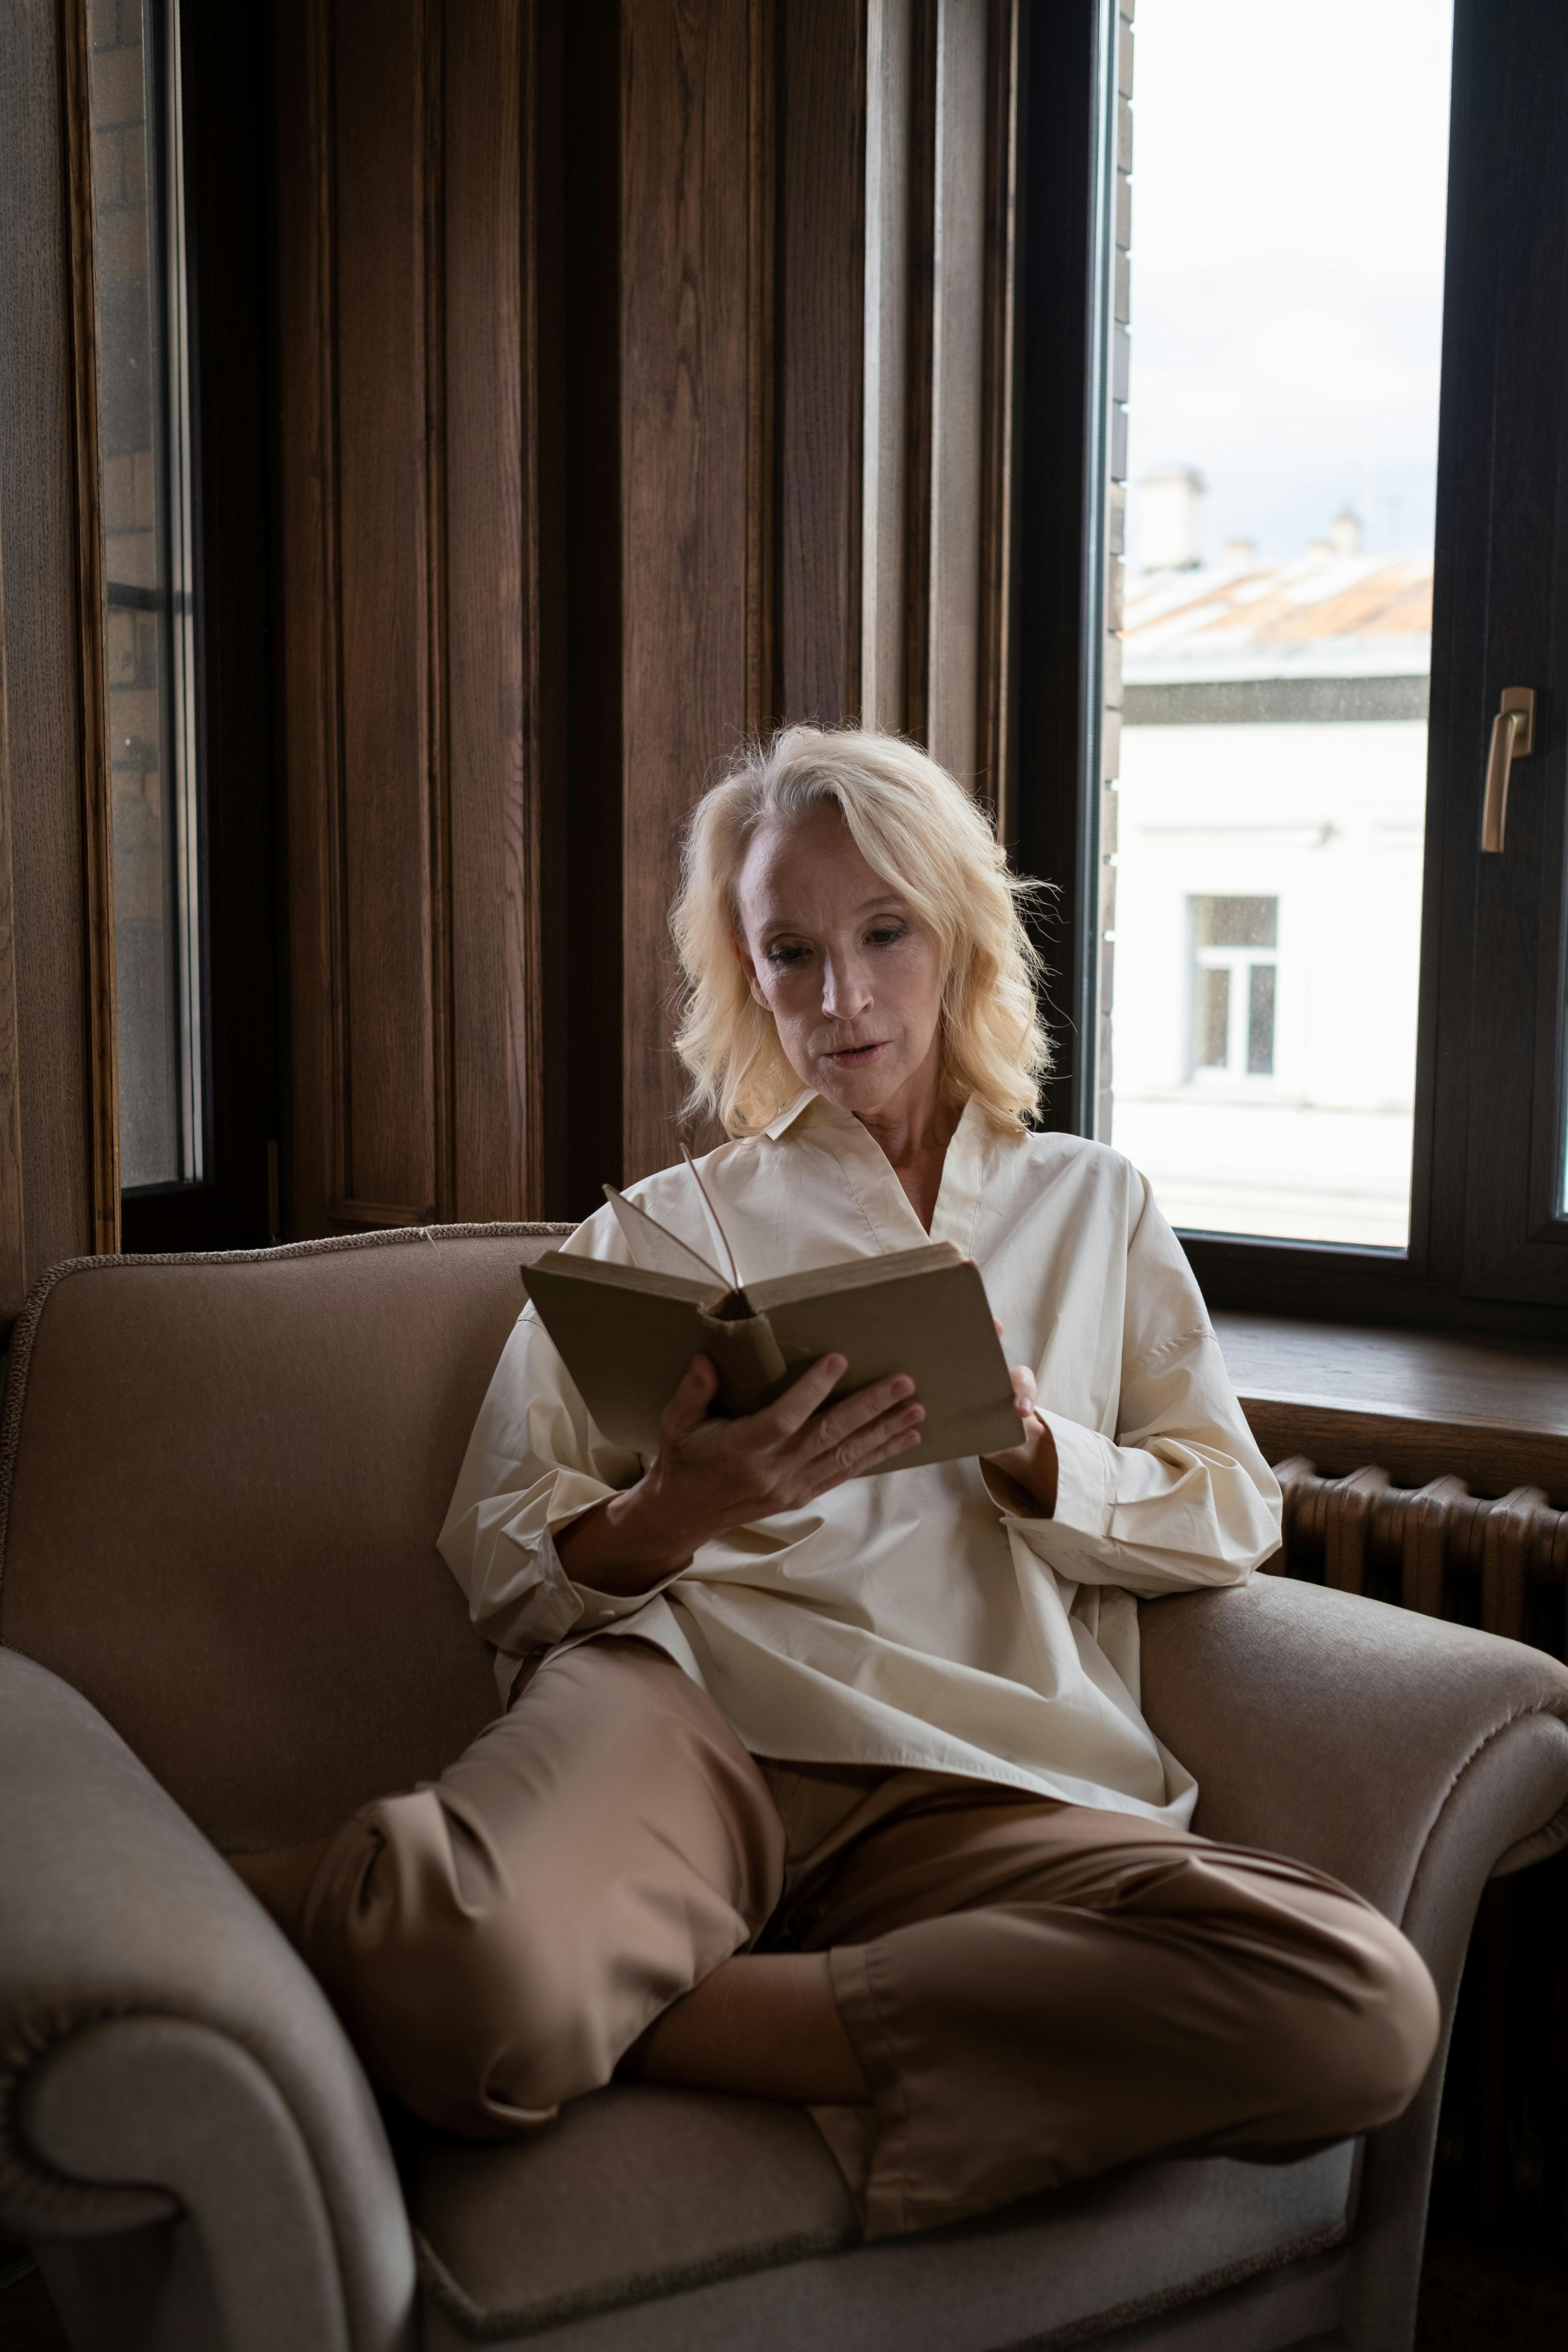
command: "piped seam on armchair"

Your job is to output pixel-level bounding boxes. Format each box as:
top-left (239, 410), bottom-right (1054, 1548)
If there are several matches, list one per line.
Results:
top-left (1399, 1703), bottom-right (1568, 1916)
top-left (0, 2000), bottom-right (182, 2238)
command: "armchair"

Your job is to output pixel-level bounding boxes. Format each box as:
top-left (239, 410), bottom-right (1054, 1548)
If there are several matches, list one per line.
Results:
top-left (1, 1229), bottom-right (1564, 2351)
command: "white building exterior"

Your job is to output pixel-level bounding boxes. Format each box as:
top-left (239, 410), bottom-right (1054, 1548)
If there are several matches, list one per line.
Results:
top-left (1108, 539), bottom-right (1432, 1248)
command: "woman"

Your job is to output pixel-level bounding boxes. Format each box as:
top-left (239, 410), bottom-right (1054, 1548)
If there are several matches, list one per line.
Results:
top-left (240, 726), bottom-right (1438, 2241)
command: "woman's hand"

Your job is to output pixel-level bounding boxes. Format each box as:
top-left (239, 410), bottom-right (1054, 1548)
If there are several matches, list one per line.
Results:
top-left (981, 1360), bottom-right (1059, 1517)
top-left (556, 1352), bottom-right (924, 1596)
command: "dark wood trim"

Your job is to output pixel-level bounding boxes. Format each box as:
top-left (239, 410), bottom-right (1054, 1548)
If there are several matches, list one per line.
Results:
top-left (1011, 0), bottom-right (1104, 1133)
top-left (0, 499), bottom-right (26, 1318)
top-left (745, 0), bottom-right (776, 740)
top-left (558, 0), bottom-right (623, 1213)
top-left (902, 0), bottom-right (937, 747)
top-left (61, 0), bottom-right (121, 1255)
top-left (422, 0), bottom-right (455, 1223)
top-left (1244, 1397), bottom-right (1568, 1513)
top-left (774, 0), bottom-right (869, 727)
top-left (976, 0), bottom-right (1019, 827)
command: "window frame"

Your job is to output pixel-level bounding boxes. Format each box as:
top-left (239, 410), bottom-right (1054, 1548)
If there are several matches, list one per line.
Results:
top-left (1013, 0), bottom-right (1568, 1343)
top-left (115, 2), bottom-right (279, 1255)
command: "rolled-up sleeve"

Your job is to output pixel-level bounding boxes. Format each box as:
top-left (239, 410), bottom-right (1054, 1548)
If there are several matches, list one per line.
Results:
top-left (985, 1182), bottom-right (1281, 1596)
top-left (438, 1297), bottom-right (683, 1673)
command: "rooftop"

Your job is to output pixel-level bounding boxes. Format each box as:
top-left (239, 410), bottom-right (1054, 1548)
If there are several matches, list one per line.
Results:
top-left (1122, 549), bottom-right (1433, 685)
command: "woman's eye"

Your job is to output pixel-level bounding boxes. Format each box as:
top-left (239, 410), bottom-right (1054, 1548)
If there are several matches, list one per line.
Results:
top-left (766, 942), bottom-right (810, 967)
top-left (866, 926), bottom-right (910, 948)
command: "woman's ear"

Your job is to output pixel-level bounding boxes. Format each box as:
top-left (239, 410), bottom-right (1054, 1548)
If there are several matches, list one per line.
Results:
top-left (734, 930), bottom-right (769, 1009)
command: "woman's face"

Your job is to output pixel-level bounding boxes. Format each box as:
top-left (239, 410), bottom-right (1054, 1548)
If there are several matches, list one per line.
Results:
top-left (734, 806), bottom-right (946, 1124)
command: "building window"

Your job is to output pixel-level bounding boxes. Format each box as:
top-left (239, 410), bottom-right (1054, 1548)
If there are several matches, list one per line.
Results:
top-left (1190, 897), bottom-right (1277, 1080)
top-left (89, 0), bottom-right (203, 1193)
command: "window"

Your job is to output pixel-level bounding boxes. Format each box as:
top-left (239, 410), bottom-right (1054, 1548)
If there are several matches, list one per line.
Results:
top-left (1106, 0), bottom-right (1447, 1254)
top-left (1014, 0), bottom-right (1568, 1325)
top-left (89, 0), bottom-right (203, 1194)
top-left (1188, 897), bottom-right (1277, 1081)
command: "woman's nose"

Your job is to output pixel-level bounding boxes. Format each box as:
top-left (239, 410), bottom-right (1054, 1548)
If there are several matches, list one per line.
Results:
top-left (821, 954), bottom-right (872, 1019)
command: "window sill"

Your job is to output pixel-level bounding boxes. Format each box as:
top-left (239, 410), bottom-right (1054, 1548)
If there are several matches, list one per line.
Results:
top-left (1213, 1310), bottom-right (1568, 1508)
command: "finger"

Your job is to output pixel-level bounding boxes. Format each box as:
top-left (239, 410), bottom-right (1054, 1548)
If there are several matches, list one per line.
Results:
top-left (761, 1353), bottom-right (850, 1439)
top-left (812, 1399), bottom-right (924, 1483)
top-left (803, 1424), bottom-right (922, 1496)
top-left (662, 1354), bottom-right (719, 1440)
top-left (993, 1318), bottom-right (1005, 1336)
top-left (1008, 1363), bottom-right (1038, 1416)
top-left (808, 1374), bottom-right (918, 1459)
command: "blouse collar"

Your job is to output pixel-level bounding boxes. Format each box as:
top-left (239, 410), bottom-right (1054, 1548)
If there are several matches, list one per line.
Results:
top-left (761, 1088), bottom-right (992, 1258)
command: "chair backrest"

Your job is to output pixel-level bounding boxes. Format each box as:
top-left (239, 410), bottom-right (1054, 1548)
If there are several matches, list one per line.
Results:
top-left (0, 1225), bottom-right (571, 1851)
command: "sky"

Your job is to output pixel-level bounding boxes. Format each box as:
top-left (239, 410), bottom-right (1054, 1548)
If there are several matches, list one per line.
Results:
top-left (1123, 0), bottom-right (1455, 566)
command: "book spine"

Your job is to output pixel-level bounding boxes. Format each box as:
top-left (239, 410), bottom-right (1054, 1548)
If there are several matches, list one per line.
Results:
top-left (695, 1308), bottom-right (788, 1415)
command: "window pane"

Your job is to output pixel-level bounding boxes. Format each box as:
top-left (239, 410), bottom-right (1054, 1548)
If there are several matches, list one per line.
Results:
top-left (1248, 964), bottom-right (1276, 1076)
top-left (1107, 0), bottom-right (1452, 1249)
top-left (1193, 966), bottom-right (1230, 1069)
top-left (90, 0), bottom-right (202, 1191)
top-left (1194, 895), bottom-right (1277, 951)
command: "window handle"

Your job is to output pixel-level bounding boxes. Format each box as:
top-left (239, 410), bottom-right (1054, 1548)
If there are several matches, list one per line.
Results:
top-left (1481, 686), bottom-right (1535, 853)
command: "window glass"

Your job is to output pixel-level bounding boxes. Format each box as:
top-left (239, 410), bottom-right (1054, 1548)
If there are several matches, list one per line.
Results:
top-left (1108, 0), bottom-right (1453, 1248)
top-left (90, 0), bottom-right (202, 1190)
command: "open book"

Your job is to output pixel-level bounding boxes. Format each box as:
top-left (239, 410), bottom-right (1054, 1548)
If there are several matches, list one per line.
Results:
top-left (519, 1163), bottom-right (1021, 1472)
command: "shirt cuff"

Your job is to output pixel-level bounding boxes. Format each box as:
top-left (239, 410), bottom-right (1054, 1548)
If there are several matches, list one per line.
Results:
top-left (980, 1411), bottom-right (1115, 1543)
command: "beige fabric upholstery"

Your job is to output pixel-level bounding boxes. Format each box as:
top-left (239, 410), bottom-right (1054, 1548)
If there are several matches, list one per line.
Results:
top-left (0, 1647), bottom-right (416, 2352)
top-left (0, 1228), bottom-right (563, 1851)
top-left (412, 2083), bottom-right (1354, 2352)
top-left (0, 1228), bottom-right (1564, 2352)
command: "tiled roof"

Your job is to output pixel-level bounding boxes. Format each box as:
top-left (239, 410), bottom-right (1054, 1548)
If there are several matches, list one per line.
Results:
top-left (1123, 551), bottom-right (1433, 684)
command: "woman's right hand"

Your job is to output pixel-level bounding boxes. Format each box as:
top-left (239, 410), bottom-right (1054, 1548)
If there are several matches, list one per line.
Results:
top-left (555, 1352), bottom-right (924, 1596)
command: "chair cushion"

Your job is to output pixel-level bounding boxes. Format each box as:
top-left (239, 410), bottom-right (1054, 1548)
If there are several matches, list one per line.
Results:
top-left (0, 1226), bottom-right (568, 1851)
top-left (412, 2083), bottom-right (1354, 2351)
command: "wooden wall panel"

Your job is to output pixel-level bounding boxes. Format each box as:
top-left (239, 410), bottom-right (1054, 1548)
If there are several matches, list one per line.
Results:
top-left (0, 0), bottom-right (119, 1309)
top-left (446, 0), bottom-right (544, 1222)
top-left (274, 0), bottom-right (336, 1238)
top-left (332, 0), bottom-right (441, 1223)
top-left (273, 0), bottom-right (1020, 1212)
top-left (618, 0), bottom-right (759, 1183)
top-left (277, 0), bottom-right (547, 1234)
top-left (924, 0), bottom-right (988, 783)
top-left (775, 0), bottom-right (867, 725)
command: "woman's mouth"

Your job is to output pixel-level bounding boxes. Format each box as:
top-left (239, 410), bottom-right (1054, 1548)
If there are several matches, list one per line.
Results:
top-left (823, 1040), bottom-right (890, 1067)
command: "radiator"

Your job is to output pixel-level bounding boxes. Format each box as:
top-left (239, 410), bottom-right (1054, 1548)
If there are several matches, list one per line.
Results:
top-left (1265, 1452), bottom-right (1568, 2252)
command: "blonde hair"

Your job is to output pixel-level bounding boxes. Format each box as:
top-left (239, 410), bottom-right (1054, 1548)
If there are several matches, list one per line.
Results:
top-left (671, 725), bottom-right (1050, 1138)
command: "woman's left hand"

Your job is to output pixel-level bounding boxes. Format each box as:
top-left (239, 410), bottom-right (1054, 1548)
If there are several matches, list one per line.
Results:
top-left (981, 1359), bottom-right (1059, 1516)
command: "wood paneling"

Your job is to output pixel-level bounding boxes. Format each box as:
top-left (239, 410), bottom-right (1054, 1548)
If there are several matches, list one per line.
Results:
top-left (0, 519), bottom-right (27, 1315)
top-left (0, 0), bottom-right (120, 1311)
top-left (446, 3), bottom-right (546, 1222)
top-left (332, 0), bottom-right (442, 1224)
top-left (923, 0), bottom-right (988, 782)
top-left (977, 0), bottom-right (1021, 826)
top-left (860, 0), bottom-right (914, 733)
top-left (274, 0), bottom-right (1023, 1211)
top-left (775, 0), bottom-right (867, 726)
top-left (276, 0), bottom-right (548, 1233)
top-left (618, 0), bottom-right (762, 1183)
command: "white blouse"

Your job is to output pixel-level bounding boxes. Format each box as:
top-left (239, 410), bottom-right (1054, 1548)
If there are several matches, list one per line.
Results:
top-left (438, 1092), bottom-right (1281, 1828)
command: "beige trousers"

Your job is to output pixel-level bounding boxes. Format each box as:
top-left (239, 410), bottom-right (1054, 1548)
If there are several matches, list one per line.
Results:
top-left (300, 1639), bottom-right (1439, 2239)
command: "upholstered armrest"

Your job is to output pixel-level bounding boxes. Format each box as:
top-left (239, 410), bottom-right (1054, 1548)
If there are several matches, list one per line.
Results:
top-left (1138, 1558), bottom-right (1568, 2352)
top-left (1138, 1573), bottom-right (1568, 1928)
top-left (0, 1649), bottom-right (415, 2352)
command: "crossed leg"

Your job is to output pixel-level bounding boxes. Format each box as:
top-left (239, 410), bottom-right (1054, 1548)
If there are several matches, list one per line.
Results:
top-left (233, 1638), bottom-right (1438, 2238)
